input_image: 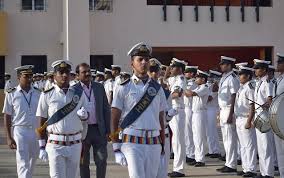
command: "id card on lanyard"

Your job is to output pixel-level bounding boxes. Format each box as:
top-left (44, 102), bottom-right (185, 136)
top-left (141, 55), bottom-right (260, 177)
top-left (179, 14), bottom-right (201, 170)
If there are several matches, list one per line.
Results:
top-left (21, 90), bottom-right (33, 117)
top-left (84, 86), bottom-right (95, 111)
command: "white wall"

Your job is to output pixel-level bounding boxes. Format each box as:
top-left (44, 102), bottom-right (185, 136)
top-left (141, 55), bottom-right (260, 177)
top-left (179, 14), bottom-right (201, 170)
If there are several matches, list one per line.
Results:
top-left (90, 0), bottom-right (284, 71)
top-left (4, 0), bottom-right (63, 85)
top-left (2, 0), bottom-right (284, 84)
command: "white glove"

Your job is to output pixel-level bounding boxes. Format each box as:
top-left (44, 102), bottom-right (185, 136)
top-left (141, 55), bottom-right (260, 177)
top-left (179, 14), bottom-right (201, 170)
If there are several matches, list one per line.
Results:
top-left (39, 149), bottom-right (48, 162)
top-left (114, 151), bottom-right (128, 166)
top-left (167, 108), bottom-right (178, 117)
top-left (77, 107), bottom-right (88, 121)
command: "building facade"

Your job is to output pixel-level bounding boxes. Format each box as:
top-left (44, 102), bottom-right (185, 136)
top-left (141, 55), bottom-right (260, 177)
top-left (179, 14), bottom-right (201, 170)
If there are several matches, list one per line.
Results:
top-left (0, 0), bottom-right (283, 86)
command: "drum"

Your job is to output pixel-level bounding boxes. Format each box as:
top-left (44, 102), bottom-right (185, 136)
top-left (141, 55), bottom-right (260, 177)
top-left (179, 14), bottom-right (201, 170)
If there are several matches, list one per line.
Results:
top-left (254, 110), bottom-right (271, 133)
top-left (269, 93), bottom-right (284, 140)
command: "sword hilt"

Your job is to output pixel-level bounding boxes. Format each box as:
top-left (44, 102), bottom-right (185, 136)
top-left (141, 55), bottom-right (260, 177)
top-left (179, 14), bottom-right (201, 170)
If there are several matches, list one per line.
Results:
top-left (36, 122), bottom-right (48, 137)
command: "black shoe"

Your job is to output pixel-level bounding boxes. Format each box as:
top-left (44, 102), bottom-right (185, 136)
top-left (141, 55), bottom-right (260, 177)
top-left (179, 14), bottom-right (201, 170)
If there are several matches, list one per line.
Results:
top-left (237, 159), bottom-right (242, 165)
top-left (275, 166), bottom-right (279, 171)
top-left (253, 174), bottom-right (263, 178)
top-left (187, 159), bottom-right (196, 166)
top-left (170, 153), bottom-right (174, 159)
top-left (242, 172), bottom-right (257, 177)
top-left (216, 166), bottom-right (227, 172)
top-left (186, 157), bottom-right (196, 165)
top-left (262, 176), bottom-right (273, 178)
top-left (220, 166), bottom-right (237, 173)
top-left (168, 171), bottom-right (185, 177)
top-left (237, 171), bottom-right (245, 176)
top-left (205, 153), bottom-right (212, 157)
top-left (218, 155), bottom-right (226, 161)
top-left (194, 162), bottom-right (205, 167)
top-left (210, 153), bottom-right (221, 158)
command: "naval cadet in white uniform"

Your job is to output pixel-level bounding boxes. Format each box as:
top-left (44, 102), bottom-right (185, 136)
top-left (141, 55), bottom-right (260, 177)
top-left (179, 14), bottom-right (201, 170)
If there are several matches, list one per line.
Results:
top-left (234, 66), bottom-right (257, 177)
top-left (2, 65), bottom-right (41, 178)
top-left (36, 60), bottom-right (89, 178)
top-left (110, 43), bottom-right (167, 178)
top-left (216, 56), bottom-right (240, 173)
top-left (167, 58), bottom-right (187, 177)
top-left (147, 58), bottom-right (177, 178)
top-left (4, 73), bottom-right (12, 94)
top-left (185, 70), bottom-right (210, 167)
top-left (104, 68), bottom-right (114, 104)
top-left (272, 53), bottom-right (284, 178)
top-left (206, 70), bottom-right (222, 158)
top-left (184, 66), bottom-right (198, 165)
top-left (253, 59), bottom-right (275, 178)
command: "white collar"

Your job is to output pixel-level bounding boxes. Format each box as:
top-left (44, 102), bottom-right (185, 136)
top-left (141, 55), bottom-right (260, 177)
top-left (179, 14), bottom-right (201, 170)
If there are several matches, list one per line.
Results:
top-left (131, 74), bottom-right (150, 84)
top-left (17, 85), bottom-right (34, 94)
top-left (54, 84), bottom-right (72, 93)
top-left (222, 71), bottom-right (233, 78)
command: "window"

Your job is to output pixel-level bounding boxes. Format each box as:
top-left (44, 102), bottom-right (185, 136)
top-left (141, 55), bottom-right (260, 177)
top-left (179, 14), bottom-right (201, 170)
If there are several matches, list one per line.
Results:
top-left (147, 0), bottom-right (272, 7)
top-left (90, 55), bottom-right (113, 71)
top-left (0, 56), bottom-right (4, 89)
top-left (89, 0), bottom-right (113, 12)
top-left (22, 0), bottom-right (46, 11)
top-left (0, 0), bottom-right (3, 11)
top-left (21, 55), bottom-right (47, 73)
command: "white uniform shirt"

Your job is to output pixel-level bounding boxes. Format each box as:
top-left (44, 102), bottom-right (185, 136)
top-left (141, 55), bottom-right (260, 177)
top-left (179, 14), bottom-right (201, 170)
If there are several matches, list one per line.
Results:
top-left (44, 80), bottom-right (54, 91)
top-left (104, 78), bottom-right (113, 102)
top-left (254, 75), bottom-right (273, 115)
top-left (112, 75), bottom-right (167, 130)
top-left (36, 84), bottom-right (88, 134)
top-left (192, 84), bottom-right (210, 112)
top-left (235, 81), bottom-right (255, 118)
top-left (184, 78), bottom-right (197, 108)
top-left (218, 71), bottom-right (240, 108)
top-left (2, 85), bottom-right (41, 128)
top-left (275, 74), bottom-right (284, 96)
top-left (168, 75), bottom-right (186, 109)
top-left (113, 75), bottom-right (122, 94)
top-left (207, 81), bottom-right (219, 108)
top-left (4, 80), bottom-right (12, 94)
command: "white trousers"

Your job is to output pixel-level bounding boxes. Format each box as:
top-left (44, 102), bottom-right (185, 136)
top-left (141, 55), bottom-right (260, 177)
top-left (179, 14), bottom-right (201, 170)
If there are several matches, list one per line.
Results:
top-left (157, 137), bottom-right (170, 178)
top-left (236, 118), bottom-right (257, 173)
top-left (274, 134), bottom-right (284, 178)
top-left (121, 142), bottom-right (161, 178)
top-left (169, 109), bottom-right (185, 173)
top-left (13, 126), bottom-right (39, 178)
top-left (184, 106), bottom-right (195, 159)
top-left (220, 108), bottom-right (237, 169)
top-left (46, 142), bottom-right (82, 178)
top-left (255, 129), bottom-right (275, 177)
top-left (206, 107), bottom-right (220, 154)
top-left (192, 111), bottom-right (207, 162)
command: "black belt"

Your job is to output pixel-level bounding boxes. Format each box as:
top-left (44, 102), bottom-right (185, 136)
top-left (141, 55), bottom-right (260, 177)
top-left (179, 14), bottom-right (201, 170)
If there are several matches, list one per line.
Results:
top-left (88, 124), bottom-right (98, 127)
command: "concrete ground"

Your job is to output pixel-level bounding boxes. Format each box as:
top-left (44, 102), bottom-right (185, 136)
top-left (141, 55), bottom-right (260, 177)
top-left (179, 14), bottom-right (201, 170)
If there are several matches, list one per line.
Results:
top-left (0, 119), bottom-right (280, 178)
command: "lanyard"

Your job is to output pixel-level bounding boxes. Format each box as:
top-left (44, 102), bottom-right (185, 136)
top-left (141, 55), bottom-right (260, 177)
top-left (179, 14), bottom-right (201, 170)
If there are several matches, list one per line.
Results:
top-left (20, 90), bottom-right (32, 108)
top-left (84, 86), bottom-right (92, 102)
top-left (219, 73), bottom-right (232, 89)
top-left (256, 80), bottom-right (263, 94)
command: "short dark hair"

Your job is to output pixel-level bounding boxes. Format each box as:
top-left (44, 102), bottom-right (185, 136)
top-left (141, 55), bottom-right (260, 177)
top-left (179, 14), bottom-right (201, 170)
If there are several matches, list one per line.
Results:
top-left (76, 63), bottom-right (90, 74)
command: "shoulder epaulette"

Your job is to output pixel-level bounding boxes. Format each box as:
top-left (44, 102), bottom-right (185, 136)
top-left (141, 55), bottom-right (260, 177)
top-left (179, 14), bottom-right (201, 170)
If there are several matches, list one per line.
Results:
top-left (232, 73), bottom-right (237, 78)
top-left (205, 84), bottom-right (208, 87)
top-left (33, 87), bottom-right (41, 92)
top-left (180, 76), bottom-right (184, 80)
top-left (248, 82), bottom-right (255, 89)
top-left (120, 78), bottom-right (130, 85)
top-left (43, 87), bottom-right (54, 93)
top-left (7, 88), bottom-right (16, 93)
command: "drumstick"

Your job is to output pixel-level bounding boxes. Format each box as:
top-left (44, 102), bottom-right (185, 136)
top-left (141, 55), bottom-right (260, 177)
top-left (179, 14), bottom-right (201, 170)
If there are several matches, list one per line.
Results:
top-left (246, 98), bottom-right (262, 107)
